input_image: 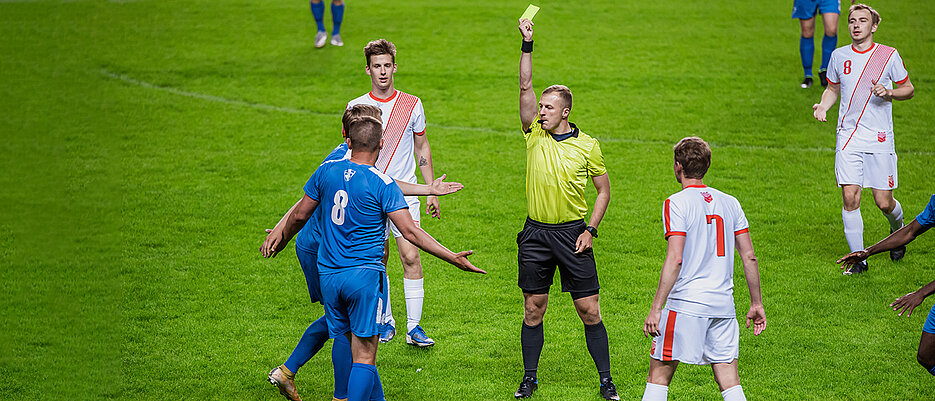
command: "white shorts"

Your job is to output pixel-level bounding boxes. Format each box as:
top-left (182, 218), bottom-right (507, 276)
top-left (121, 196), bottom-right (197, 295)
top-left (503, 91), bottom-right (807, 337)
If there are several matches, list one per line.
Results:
top-left (387, 196), bottom-right (421, 238)
top-left (835, 150), bottom-right (898, 190)
top-left (649, 308), bottom-right (739, 365)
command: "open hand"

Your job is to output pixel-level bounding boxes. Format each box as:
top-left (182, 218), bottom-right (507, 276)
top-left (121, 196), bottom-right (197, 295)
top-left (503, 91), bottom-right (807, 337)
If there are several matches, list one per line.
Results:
top-left (891, 291), bottom-right (926, 317)
top-left (452, 250), bottom-right (486, 274)
top-left (836, 250), bottom-right (869, 269)
top-left (429, 173), bottom-right (464, 196)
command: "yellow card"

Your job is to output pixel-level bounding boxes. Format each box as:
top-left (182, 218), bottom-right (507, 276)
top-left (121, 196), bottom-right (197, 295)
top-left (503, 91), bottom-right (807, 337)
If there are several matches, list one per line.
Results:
top-left (520, 4), bottom-right (540, 21)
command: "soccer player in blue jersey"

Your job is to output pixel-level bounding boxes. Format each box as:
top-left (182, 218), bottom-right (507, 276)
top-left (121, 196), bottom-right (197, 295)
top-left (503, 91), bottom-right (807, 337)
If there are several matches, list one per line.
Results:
top-left (311, 0), bottom-right (345, 48)
top-left (838, 195), bottom-right (935, 376)
top-left (792, 0), bottom-right (839, 88)
top-left (263, 105), bottom-right (466, 401)
top-left (263, 111), bottom-right (484, 401)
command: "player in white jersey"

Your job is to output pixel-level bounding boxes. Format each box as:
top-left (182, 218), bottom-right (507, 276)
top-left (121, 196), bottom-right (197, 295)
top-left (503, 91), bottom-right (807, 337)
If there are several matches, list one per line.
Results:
top-left (641, 137), bottom-right (766, 401)
top-left (345, 38), bottom-right (439, 347)
top-left (812, 3), bottom-right (915, 274)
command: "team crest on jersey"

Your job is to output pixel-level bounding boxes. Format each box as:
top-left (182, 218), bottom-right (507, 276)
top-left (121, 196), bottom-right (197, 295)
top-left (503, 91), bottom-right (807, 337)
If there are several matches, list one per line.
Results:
top-left (344, 169), bottom-right (356, 182)
top-left (702, 192), bottom-right (713, 203)
top-left (888, 175), bottom-right (894, 188)
top-left (878, 132), bottom-right (887, 142)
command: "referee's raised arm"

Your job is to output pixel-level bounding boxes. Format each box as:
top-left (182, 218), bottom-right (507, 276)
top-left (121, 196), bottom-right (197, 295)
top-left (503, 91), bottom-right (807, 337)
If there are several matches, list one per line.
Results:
top-left (518, 18), bottom-right (537, 132)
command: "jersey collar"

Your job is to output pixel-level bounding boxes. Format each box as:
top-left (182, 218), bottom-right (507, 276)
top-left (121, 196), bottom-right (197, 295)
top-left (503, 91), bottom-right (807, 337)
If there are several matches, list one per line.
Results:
top-left (851, 42), bottom-right (875, 54)
top-left (549, 123), bottom-right (579, 142)
top-left (685, 184), bottom-right (707, 188)
top-left (369, 90), bottom-right (397, 102)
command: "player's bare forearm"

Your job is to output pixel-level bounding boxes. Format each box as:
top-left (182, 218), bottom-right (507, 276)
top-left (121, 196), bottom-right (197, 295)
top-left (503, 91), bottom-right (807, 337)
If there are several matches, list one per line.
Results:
top-left (813, 83), bottom-right (840, 121)
top-left (650, 236), bottom-right (685, 312)
top-left (281, 196), bottom-right (319, 243)
top-left (735, 233), bottom-right (764, 306)
top-left (519, 52), bottom-right (537, 130)
top-left (272, 199), bottom-right (302, 233)
top-left (587, 174), bottom-right (610, 229)
top-left (395, 176), bottom-right (463, 197)
top-left (864, 220), bottom-right (927, 258)
top-left (413, 134), bottom-right (436, 184)
top-left (891, 79), bottom-right (914, 101)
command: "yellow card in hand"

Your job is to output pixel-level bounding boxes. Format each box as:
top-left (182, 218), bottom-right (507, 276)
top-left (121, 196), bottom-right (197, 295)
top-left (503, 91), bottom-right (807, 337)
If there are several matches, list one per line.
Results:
top-left (520, 4), bottom-right (539, 21)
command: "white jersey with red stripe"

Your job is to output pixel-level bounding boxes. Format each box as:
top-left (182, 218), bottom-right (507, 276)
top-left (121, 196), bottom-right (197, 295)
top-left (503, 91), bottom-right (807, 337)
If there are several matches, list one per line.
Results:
top-left (826, 43), bottom-right (909, 153)
top-left (346, 90), bottom-right (426, 184)
top-left (662, 185), bottom-right (749, 318)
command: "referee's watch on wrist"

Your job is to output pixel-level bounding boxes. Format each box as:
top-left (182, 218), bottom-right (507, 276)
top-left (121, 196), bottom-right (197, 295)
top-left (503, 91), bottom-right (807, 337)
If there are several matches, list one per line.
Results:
top-left (585, 225), bottom-right (598, 238)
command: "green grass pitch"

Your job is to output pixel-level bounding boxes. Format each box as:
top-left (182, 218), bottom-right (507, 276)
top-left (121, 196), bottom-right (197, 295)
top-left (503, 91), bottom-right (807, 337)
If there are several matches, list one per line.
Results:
top-left (2, 0), bottom-right (934, 399)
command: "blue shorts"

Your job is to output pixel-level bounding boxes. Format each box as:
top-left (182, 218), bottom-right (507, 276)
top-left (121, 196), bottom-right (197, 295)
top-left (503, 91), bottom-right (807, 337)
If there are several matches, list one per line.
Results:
top-left (923, 304), bottom-right (935, 334)
top-left (296, 246), bottom-right (322, 304)
top-left (791, 0), bottom-right (840, 19)
top-left (320, 268), bottom-right (384, 338)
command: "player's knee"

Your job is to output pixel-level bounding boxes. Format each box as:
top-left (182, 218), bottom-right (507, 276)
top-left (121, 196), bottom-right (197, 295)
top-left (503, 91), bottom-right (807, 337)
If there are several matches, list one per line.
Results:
top-left (523, 303), bottom-right (546, 323)
top-left (875, 198), bottom-right (894, 213)
top-left (398, 247), bottom-right (421, 268)
top-left (331, 0), bottom-right (343, 5)
top-left (917, 350), bottom-right (935, 372)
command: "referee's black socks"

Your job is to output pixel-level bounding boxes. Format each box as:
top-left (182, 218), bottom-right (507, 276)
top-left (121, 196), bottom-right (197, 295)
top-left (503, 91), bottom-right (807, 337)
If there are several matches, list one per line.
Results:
top-left (584, 321), bottom-right (612, 382)
top-left (521, 322), bottom-right (544, 380)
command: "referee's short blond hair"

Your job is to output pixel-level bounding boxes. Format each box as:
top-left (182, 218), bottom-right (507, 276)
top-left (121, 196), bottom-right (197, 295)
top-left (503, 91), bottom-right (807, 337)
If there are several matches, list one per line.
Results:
top-left (673, 137), bottom-right (711, 179)
top-left (542, 85), bottom-right (573, 112)
top-left (849, 3), bottom-right (881, 26)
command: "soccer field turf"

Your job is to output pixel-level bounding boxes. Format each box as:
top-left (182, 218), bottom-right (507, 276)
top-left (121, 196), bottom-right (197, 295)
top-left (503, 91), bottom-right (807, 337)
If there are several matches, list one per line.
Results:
top-left (2, 0), bottom-right (934, 399)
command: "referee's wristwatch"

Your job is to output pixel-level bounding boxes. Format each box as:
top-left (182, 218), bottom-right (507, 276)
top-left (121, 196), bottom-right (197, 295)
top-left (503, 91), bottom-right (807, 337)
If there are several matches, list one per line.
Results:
top-left (585, 225), bottom-right (598, 238)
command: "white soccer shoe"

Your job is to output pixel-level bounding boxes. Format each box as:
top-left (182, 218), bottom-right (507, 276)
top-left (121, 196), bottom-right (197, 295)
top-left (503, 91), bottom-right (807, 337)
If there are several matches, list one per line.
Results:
top-left (330, 34), bottom-right (343, 47)
top-left (314, 31), bottom-right (327, 48)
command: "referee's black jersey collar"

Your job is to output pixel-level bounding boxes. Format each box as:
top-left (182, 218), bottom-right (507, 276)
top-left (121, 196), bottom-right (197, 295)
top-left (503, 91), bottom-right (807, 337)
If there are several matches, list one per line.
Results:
top-left (549, 123), bottom-right (579, 142)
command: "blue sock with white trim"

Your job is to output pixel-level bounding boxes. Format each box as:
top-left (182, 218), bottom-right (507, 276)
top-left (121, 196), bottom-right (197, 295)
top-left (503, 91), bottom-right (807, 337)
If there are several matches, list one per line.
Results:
top-left (800, 36), bottom-right (814, 77)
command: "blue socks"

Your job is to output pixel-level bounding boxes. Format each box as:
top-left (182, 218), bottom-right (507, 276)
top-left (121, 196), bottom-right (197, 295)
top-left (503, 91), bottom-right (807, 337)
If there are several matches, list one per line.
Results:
top-left (821, 34), bottom-right (837, 71)
top-left (283, 316), bottom-right (330, 374)
top-left (332, 334), bottom-right (352, 399)
top-left (310, 1), bottom-right (326, 32)
top-left (331, 3), bottom-right (344, 36)
top-left (800, 36), bottom-right (815, 77)
top-left (347, 363), bottom-right (384, 401)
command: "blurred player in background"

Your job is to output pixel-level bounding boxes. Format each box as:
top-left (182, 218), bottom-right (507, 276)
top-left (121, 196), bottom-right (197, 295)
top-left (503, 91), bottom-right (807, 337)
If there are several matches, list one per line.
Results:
top-left (838, 194), bottom-right (935, 376)
top-left (812, 3), bottom-right (914, 275)
top-left (311, 0), bottom-right (345, 48)
top-left (346, 39), bottom-right (441, 348)
top-left (641, 137), bottom-right (766, 401)
top-left (262, 114), bottom-right (484, 401)
top-left (514, 18), bottom-right (616, 400)
top-left (263, 105), bottom-right (463, 401)
top-left (792, 0), bottom-right (840, 88)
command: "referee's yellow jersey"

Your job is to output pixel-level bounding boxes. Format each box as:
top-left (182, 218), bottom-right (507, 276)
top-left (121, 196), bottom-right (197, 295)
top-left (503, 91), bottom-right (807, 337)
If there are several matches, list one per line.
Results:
top-left (524, 122), bottom-right (606, 224)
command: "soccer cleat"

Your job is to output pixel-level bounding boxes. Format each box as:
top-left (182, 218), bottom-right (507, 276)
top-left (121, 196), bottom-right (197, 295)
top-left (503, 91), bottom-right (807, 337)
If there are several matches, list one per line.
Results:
top-left (600, 377), bottom-right (620, 400)
top-left (379, 323), bottom-right (396, 343)
top-left (330, 34), bottom-right (344, 47)
top-left (843, 260), bottom-right (869, 275)
top-left (314, 31), bottom-right (327, 48)
top-left (332, 398), bottom-right (347, 401)
top-left (800, 77), bottom-right (813, 89)
top-left (268, 365), bottom-right (302, 401)
top-left (406, 325), bottom-right (435, 347)
top-left (514, 376), bottom-right (538, 398)
top-left (890, 244), bottom-right (906, 261)
top-left (819, 70), bottom-right (828, 87)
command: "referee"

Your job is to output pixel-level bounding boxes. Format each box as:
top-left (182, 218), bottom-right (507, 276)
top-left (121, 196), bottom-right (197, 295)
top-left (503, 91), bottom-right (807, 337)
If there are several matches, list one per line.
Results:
top-left (514, 18), bottom-right (616, 400)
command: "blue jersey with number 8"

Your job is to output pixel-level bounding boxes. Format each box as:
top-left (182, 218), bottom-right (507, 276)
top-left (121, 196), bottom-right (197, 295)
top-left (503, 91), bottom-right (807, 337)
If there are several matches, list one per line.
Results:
top-left (305, 158), bottom-right (408, 272)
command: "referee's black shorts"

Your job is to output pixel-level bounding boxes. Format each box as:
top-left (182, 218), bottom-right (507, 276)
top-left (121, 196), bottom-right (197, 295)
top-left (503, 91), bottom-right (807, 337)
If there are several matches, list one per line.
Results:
top-left (517, 217), bottom-right (599, 299)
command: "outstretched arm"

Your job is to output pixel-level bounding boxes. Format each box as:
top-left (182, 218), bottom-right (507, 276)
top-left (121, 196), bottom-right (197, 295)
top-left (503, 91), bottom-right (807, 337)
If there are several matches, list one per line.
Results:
top-left (643, 235), bottom-right (685, 338)
top-left (261, 195), bottom-right (319, 258)
top-left (388, 209), bottom-right (486, 274)
top-left (395, 174), bottom-right (463, 196)
top-left (518, 18), bottom-right (537, 131)
top-left (812, 82), bottom-right (840, 122)
top-left (838, 219), bottom-right (928, 268)
top-left (736, 232), bottom-right (766, 335)
top-left (891, 279), bottom-right (935, 317)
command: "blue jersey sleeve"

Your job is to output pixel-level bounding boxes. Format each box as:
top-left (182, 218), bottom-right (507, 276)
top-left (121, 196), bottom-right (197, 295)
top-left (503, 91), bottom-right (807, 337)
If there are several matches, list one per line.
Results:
top-left (916, 195), bottom-right (935, 229)
top-left (323, 142), bottom-right (350, 163)
top-left (304, 167), bottom-right (323, 202)
top-left (381, 181), bottom-right (409, 214)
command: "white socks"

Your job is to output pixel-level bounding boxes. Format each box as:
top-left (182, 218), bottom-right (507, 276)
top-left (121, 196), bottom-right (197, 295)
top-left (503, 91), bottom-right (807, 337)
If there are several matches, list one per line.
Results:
top-left (403, 278), bottom-right (424, 333)
top-left (883, 199), bottom-right (904, 232)
top-left (842, 208), bottom-right (864, 252)
top-left (721, 385), bottom-right (746, 401)
top-left (641, 383), bottom-right (668, 401)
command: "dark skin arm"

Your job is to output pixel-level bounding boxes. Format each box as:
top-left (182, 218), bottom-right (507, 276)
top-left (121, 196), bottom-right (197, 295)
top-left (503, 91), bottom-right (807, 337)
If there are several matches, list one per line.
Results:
top-left (837, 219), bottom-right (929, 268)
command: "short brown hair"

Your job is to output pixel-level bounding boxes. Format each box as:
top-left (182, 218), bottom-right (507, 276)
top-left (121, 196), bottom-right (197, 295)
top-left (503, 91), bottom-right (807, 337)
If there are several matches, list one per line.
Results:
top-left (342, 104), bottom-right (382, 134)
top-left (347, 116), bottom-right (383, 152)
top-left (364, 39), bottom-right (396, 65)
top-left (673, 137), bottom-right (711, 179)
top-left (849, 3), bottom-right (881, 25)
top-left (542, 84), bottom-right (573, 111)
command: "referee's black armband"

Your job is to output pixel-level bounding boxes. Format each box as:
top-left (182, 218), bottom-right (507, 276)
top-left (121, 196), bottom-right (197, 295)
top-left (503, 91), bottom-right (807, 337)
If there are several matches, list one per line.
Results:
top-left (521, 40), bottom-right (533, 53)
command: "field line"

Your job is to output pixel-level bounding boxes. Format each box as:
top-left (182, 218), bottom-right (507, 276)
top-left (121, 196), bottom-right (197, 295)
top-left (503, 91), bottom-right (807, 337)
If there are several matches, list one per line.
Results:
top-left (100, 69), bottom-right (935, 156)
